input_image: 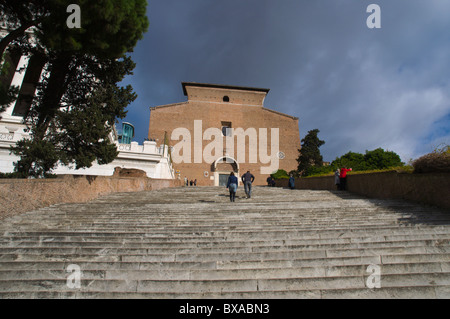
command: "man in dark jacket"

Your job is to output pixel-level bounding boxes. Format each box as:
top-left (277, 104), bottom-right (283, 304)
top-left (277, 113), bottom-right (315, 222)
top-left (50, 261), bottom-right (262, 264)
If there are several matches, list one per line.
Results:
top-left (241, 171), bottom-right (255, 198)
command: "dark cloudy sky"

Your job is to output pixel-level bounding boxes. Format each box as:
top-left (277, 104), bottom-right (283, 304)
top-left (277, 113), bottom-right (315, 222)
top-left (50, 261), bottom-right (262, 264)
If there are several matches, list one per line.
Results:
top-left (120, 0), bottom-right (450, 163)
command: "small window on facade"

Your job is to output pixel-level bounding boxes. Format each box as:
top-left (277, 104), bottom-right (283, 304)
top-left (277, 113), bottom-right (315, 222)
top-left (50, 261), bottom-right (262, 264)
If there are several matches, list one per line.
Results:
top-left (223, 96), bottom-right (230, 102)
top-left (221, 121), bottom-right (232, 137)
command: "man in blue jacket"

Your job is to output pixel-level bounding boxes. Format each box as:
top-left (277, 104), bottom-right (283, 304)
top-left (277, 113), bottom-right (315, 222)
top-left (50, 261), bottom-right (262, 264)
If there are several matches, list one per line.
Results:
top-left (241, 171), bottom-right (255, 199)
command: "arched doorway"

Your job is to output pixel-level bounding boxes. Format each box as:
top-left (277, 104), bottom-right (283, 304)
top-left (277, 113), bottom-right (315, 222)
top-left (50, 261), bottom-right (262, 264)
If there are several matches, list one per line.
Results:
top-left (212, 156), bottom-right (239, 186)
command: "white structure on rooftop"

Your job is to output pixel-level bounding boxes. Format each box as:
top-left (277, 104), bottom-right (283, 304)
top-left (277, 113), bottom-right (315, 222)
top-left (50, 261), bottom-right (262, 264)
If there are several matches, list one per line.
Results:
top-left (0, 113), bottom-right (175, 179)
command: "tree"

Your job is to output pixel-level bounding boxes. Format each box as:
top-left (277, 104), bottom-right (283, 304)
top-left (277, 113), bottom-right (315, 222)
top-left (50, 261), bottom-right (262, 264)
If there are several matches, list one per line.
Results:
top-left (331, 151), bottom-right (367, 171)
top-left (0, 1), bottom-right (48, 58)
top-left (2, 0), bottom-right (149, 177)
top-left (297, 129), bottom-right (325, 176)
top-left (364, 148), bottom-right (403, 170)
top-left (0, 0), bottom-right (149, 58)
top-left (330, 148), bottom-right (403, 172)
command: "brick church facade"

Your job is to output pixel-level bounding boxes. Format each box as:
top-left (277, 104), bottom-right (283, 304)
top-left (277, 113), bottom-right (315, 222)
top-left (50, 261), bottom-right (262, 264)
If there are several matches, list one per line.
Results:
top-left (148, 82), bottom-right (301, 186)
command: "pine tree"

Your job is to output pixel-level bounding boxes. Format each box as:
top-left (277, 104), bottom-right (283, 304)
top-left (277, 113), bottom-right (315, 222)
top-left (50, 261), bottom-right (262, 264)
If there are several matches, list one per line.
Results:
top-left (297, 129), bottom-right (325, 176)
top-left (1, 0), bottom-right (149, 177)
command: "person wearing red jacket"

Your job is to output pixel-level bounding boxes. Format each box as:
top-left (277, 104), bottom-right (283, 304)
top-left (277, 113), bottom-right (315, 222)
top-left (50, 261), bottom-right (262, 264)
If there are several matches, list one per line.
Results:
top-left (339, 167), bottom-right (352, 190)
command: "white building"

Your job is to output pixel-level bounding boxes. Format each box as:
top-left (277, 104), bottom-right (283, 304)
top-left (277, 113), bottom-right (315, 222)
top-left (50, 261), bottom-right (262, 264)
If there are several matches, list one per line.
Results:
top-left (0, 26), bottom-right (174, 179)
top-left (0, 119), bottom-right (175, 179)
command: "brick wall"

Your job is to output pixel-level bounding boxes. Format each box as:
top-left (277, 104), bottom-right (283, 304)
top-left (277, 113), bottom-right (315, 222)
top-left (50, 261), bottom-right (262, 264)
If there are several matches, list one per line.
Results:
top-left (148, 84), bottom-right (301, 186)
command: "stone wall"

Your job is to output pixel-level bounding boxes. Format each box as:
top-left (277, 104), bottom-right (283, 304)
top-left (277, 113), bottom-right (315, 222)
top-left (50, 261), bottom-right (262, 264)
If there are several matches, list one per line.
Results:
top-left (0, 175), bottom-right (183, 220)
top-left (275, 172), bottom-right (450, 210)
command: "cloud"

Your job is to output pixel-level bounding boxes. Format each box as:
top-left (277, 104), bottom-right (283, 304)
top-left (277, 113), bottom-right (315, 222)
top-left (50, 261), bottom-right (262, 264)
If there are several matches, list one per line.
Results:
top-left (121, 0), bottom-right (450, 162)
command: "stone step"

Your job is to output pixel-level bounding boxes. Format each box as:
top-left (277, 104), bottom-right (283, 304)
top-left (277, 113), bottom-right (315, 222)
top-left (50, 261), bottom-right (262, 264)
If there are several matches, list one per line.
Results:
top-left (5, 217), bottom-right (449, 230)
top-left (9, 199), bottom-right (444, 210)
top-left (1, 273), bottom-right (449, 294)
top-left (13, 204), bottom-right (446, 213)
top-left (0, 237), bottom-right (448, 255)
top-left (2, 212), bottom-right (437, 220)
top-left (1, 233), bottom-right (448, 247)
top-left (1, 286), bottom-right (449, 299)
top-left (11, 211), bottom-right (446, 222)
top-left (3, 245), bottom-right (446, 263)
top-left (3, 210), bottom-right (446, 223)
top-left (0, 240), bottom-right (449, 259)
top-left (1, 233), bottom-right (449, 251)
top-left (4, 215), bottom-right (436, 224)
top-left (2, 225), bottom-right (449, 237)
top-left (1, 253), bottom-right (448, 272)
top-left (0, 262), bottom-right (447, 281)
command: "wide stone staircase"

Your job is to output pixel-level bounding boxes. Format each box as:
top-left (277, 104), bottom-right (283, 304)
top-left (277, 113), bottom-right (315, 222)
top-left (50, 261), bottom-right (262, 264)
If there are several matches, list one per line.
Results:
top-left (0, 186), bottom-right (449, 298)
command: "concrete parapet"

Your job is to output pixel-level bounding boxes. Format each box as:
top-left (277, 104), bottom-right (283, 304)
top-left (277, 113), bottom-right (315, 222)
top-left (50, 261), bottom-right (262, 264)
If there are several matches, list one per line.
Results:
top-left (275, 172), bottom-right (450, 210)
top-left (0, 175), bottom-right (183, 220)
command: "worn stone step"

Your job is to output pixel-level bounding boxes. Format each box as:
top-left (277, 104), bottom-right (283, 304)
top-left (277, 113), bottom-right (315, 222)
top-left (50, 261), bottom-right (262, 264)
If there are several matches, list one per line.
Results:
top-left (13, 206), bottom-right (446, 215)
top-left (216, 253), bottom-right (450, 270)
top-left (9, 244), bottom-right (441, 264)
top-left (8, 205), bottom-right (416, 211)
top-left (19, 214), bottom-right (450, 224)
top-left (121, 246), bottom-right (450, 263)
top-left (0, 238), bottom-right (448, 256)
top-left (2, 226), bottom-right (449, 240)
top-left (0, 234), bottom-right (449, 251)
top-left (8, 218), bottom-right (449, 230)
top-left (1, 250), bottom-right (447, 268)
top-left (1, 233), bottom-right (448, 248)
top-left (1, 285), bottom-right (448, 299)
top-left (0, 262), bottom-right (446, 281)
top-left (5, 212), bottom-right (447, 224)
top-left (1, 272), bottom-right (443, 294)
top-left (22, 205), bottom-right (448, 212)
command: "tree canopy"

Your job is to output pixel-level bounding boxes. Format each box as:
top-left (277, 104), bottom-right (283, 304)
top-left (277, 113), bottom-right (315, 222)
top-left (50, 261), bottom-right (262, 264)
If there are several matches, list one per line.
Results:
top-left (0, 0), bottom-right (149, 58)
top-left (332, 148), bottom-right (404, 171)
top-left (304, 148), bottom-right (405, 177)
top-left (294, 127), bottom-right (404, 176)
top-left (1, 0), bottom-right (149, 177)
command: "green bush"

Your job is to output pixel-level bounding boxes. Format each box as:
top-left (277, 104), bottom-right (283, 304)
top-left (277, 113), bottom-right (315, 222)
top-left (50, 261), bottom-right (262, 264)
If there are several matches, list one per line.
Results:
top-left (305, 165), bottom-right (334, 177)
top-left (271, 169), bottom-right (289, 179)
top-left (0, 172), bottom-right (57, 179)
top-left (0, 172), bottom-right (28, 179)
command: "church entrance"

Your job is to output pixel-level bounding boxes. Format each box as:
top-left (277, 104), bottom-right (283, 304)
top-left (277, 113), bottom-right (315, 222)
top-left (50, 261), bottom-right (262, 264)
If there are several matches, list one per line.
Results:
top-left (213, 156), bottom-right (240, 187)
top-left (218, 174), bottom-right (229, 187)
